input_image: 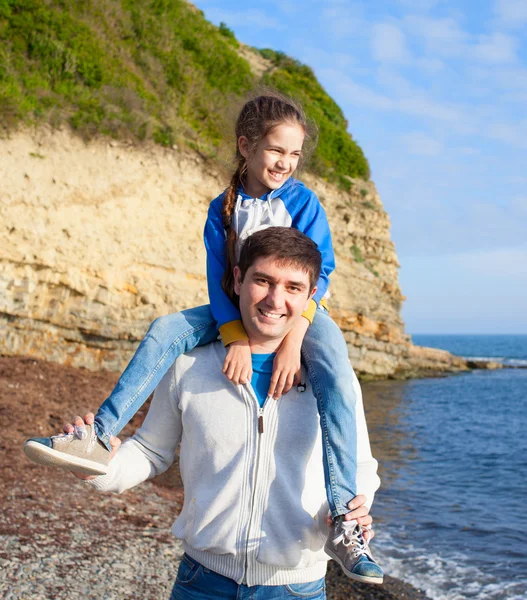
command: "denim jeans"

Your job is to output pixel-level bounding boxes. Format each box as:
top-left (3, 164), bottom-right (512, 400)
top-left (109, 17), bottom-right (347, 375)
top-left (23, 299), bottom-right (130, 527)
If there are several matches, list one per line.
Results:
top-left (94, 305), bottom-right (357, 516)
top-left (169, 554), bottom-right (326, 599)
top-left (94, 305), bottom-right (218, 450)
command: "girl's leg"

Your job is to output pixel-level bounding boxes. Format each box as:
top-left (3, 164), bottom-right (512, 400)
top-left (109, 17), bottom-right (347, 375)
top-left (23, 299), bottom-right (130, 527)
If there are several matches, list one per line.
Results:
top-left (301, 308), bottom-right (358, 520)
top-left (94, 304), bottom-right (218, 450)
top-left (303, 309), bottom-right (384, 585)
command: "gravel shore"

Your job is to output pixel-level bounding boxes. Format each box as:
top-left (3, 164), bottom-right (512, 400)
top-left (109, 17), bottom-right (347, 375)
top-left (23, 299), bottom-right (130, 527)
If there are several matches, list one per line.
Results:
top-left (1, 356), bottom-right (431, 600)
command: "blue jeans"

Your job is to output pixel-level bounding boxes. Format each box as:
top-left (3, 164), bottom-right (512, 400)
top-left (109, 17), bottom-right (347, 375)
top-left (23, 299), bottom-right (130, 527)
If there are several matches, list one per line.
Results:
top-left (170, 554), bottom-right (326, 599)
top-left (94, 305), bottom-right (357, 517)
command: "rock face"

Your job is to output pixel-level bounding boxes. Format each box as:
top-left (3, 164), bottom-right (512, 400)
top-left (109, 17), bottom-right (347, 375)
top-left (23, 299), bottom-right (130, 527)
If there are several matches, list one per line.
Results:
top-left (0, 127), bottom-right (466, 378)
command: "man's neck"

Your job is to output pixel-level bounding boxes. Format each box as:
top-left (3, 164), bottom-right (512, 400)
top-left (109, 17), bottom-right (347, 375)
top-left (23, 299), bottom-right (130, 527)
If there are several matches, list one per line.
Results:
top-left (248, 337), bottom-right (283, 354)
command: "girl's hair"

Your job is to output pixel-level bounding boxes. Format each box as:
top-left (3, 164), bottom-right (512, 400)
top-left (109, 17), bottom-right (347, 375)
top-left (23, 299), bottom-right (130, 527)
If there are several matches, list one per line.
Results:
top-left (222, 90), bottom-right (316, 298)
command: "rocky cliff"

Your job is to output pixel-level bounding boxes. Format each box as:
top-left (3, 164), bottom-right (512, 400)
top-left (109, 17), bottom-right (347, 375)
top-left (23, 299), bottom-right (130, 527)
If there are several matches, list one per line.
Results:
top-left (0, 127), bottom-right (467, 378)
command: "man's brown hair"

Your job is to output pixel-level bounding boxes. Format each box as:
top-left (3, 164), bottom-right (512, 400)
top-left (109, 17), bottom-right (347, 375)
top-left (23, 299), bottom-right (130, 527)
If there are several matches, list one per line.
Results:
top-left (237, 227), bottom-right (321, 293)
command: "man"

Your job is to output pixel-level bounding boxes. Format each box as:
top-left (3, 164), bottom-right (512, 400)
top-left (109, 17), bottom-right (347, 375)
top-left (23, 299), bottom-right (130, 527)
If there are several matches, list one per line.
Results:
top-left (36, 228), bottom-right (381, 598)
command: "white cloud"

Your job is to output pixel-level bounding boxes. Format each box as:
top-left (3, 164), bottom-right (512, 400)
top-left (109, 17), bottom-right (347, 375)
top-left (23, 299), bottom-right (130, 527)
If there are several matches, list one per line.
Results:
top-left (402, 132), bottom-right (444, 155)
top-left (458, 146), bottom-right (480, 155)
top-left (371, 23), bottom-right (410, 62)
top-left (322, 4), bottom-right (367, 39)
top-left (510, 195), bottom-right (527, 214)
top-left (494, 0), bottom-right (527, 27)
top-left (487, 121), bottom-right (527, 148)
top-left (404, 15), bottom-right (467, 55)
top-left (320, 68), bottom-right (394, 110)
top-left (414, 57), bottom-right (445, 74)
top-left (456, 246), bottom-right (527, 279)
top-left (397, 0), bottom-right (444, 9)
top-left (471, 32), bottom-right (518, 64)
top-left (398, 95), bottom-right (462, 122)
top-left (322, 67), bottom-right (468, 124)
top-left (404, 15), bottom-right (517, 63)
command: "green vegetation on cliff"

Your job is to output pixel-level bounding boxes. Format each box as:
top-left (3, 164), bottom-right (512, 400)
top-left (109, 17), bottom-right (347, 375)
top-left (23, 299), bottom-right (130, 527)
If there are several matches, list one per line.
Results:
top-left (0, 0), bottom-right (369, 182)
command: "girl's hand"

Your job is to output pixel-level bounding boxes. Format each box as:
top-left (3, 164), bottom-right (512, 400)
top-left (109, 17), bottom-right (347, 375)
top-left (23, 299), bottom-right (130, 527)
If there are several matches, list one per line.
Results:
top-left (64, 413), bottom-right (121, 481)
top-left (223, 339), bottom-right (253, 385)
top-left (325, 495), bottom-right (375, 542)
top-left (269, 317), bottom-right (309, 399)
top-left (269, 341), bottom-right (301, 400)
top-left (269, 336), bottom-right (303, 400)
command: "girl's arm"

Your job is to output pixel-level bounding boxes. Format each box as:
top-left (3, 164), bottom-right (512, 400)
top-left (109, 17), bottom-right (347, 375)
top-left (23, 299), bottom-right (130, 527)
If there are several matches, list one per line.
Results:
top-left (293, 190), bottom-right (335, 302)
top-left (204, 196), bottom-right (245, 341)
top-left (204, 196), bottom-right (252, 384)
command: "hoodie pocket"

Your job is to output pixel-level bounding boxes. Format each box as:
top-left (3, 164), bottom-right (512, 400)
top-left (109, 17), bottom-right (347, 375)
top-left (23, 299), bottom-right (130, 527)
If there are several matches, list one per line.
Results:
top-left (183, 497), bottom-right (239, 555)
top-left (256, 503), bottom-right (327, 569)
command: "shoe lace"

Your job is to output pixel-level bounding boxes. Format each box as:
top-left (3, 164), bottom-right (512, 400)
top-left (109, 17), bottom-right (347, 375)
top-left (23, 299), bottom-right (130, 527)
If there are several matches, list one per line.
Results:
top-left (333, 520), bottom-right (367, 558)
top-left (51, 425), bottom-right (88, 441)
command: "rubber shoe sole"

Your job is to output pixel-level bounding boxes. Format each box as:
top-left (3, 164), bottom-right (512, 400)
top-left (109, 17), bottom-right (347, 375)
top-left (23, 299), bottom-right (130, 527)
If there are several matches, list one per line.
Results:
top-left (324, 543), bottom-right (384, 585)
top-left (24, 440), bottom-right (109, 476)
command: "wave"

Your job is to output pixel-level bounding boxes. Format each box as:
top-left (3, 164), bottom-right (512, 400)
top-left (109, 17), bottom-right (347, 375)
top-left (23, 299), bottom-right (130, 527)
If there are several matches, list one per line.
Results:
top-left (463, 356), bottom-right (527, 367)
top-left (374, 529), bottom-right (527, 600)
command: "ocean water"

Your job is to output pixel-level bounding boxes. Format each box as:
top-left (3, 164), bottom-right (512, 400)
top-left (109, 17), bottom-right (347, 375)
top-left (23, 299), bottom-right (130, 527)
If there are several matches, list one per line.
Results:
top-left (362, 335), bottom-right (527, 600)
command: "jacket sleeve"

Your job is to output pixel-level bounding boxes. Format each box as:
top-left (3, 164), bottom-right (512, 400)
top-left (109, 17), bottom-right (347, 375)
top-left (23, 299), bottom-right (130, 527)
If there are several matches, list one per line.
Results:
top-left (204, 197), bottom-right (248, 345)
top-left (87, 365), bottom-right (182, 494)
top-left (291, 191), bottom-right (336, 312)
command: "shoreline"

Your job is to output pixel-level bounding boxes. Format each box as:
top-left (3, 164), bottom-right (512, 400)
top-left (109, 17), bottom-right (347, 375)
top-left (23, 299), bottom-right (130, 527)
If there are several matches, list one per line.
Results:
top-left (0, 355), bottom-right (432, 599)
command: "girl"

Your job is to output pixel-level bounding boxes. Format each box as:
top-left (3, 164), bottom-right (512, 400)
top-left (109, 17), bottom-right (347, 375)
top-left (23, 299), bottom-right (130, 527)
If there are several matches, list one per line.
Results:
top-left (24, 92), bottom-right (383, 584)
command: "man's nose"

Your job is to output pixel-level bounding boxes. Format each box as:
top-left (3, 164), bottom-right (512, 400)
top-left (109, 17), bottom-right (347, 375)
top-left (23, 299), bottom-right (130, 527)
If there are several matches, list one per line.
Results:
top-left (266, 286), bottom-right (284, 308)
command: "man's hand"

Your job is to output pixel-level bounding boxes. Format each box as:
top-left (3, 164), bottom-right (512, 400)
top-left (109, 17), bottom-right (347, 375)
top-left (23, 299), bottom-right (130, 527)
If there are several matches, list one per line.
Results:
top-left (269, 318), bottom-right (309, 399)
top-left (223, 339), bottom-right (253, 385)
top-left (64, 413), bottom-right (121, 481)
top-left (326, 495), bottom-right (375, 542)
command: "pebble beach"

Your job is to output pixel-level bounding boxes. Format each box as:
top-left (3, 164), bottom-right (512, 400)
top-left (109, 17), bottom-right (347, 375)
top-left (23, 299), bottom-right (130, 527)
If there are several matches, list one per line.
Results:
top-left (0, 356), bottom-right (431, 600)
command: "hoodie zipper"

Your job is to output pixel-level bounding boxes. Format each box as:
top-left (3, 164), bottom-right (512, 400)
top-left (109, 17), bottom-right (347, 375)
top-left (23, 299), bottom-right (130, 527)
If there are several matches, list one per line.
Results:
top-left (242, 403), bottom-right (266, 585)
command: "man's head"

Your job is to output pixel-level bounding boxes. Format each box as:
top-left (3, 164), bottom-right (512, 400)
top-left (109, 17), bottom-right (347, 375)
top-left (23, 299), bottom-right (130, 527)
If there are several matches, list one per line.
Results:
top-left (234, 227), bottom-right (321, 349)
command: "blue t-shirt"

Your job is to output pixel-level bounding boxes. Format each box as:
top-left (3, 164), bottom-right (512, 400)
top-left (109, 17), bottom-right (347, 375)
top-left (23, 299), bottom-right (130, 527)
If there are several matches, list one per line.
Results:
top-left (251, 353), bottom-right (275, 407)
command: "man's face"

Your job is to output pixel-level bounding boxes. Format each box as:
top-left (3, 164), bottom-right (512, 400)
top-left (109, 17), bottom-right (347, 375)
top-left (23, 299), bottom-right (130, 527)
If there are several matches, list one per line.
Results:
top-left (234, 256), bottom-right (315, 346)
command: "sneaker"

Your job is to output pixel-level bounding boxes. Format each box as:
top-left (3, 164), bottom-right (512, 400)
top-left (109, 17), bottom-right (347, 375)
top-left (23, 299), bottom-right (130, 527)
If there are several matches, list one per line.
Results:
top-left (324, 517), bottom-right (384, 585)
top-left (24, 424), bottom-right (110, 476)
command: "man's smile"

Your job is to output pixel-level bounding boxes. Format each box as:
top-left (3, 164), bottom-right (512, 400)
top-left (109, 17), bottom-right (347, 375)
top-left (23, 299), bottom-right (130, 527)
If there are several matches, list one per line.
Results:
top-left (258, 308), bottom-right (285, 320)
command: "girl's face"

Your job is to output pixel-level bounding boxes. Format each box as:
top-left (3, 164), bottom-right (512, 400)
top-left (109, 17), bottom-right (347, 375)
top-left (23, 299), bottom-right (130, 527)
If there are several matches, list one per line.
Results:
top-left (239, 122), bottom-right (305, 198)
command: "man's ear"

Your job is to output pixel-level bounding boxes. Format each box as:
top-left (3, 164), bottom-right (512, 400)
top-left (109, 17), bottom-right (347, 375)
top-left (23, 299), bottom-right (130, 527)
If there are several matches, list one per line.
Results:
top-left (238, 136), bottom-right (250, 159)
top-left (304, 286), bottom-right (317, 312)
top-left (234, 266), bottom-right (242, 295)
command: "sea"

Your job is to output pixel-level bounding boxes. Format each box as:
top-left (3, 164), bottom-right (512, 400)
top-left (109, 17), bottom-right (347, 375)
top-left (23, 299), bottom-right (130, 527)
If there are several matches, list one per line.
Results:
top-left (362, 335), bottom-right (527, 600)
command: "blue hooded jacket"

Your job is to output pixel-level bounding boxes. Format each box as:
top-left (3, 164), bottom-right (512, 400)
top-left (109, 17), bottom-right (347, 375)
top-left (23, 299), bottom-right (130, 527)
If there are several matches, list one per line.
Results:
top-left (203, 177), bottom-right (335, 344)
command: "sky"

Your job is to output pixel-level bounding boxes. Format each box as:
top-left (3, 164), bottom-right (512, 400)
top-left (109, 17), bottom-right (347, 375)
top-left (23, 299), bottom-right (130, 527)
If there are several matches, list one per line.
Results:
top-left (193, 0), bottom-right (527, 334)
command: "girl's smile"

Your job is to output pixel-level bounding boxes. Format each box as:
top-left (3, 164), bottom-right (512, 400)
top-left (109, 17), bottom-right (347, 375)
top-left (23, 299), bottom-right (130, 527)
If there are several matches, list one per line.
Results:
top-left (239, 123), bottom-right (305, 198)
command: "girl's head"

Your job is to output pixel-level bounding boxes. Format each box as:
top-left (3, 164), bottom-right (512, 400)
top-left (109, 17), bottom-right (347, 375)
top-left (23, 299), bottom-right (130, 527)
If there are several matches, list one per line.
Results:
top-left (234, 94), bottom-right (311, 198)
top-left (221, 91), bottom-right (316, 296)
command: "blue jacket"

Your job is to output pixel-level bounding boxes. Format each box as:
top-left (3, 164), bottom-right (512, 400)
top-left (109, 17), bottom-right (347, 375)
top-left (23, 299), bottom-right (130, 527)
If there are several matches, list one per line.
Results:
top-left (204, 178), bottom-right (336, 343)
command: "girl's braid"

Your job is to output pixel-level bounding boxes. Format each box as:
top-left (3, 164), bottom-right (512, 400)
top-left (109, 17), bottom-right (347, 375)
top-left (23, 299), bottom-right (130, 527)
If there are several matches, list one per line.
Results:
top-left (221, 159), bottom-right (245, 298)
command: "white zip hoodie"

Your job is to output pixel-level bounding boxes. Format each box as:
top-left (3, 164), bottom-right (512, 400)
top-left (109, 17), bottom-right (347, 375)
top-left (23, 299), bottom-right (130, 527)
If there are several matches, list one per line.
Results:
top-left (90, 342), bottom-right (380, 586)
